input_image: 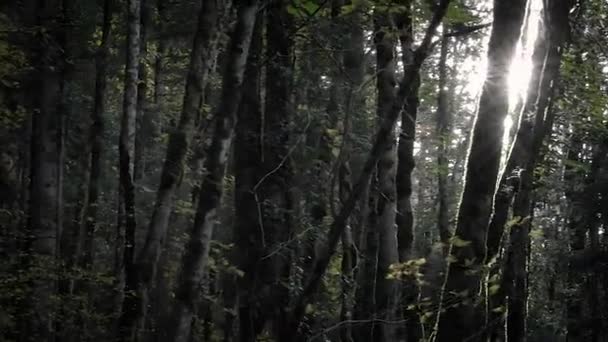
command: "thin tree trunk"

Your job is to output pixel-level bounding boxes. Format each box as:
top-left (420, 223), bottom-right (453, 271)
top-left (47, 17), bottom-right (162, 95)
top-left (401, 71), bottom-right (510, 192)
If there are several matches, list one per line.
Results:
top-left (80, 0), bottom-right (113, 284)
top-left (117, 0), bottom-right (141, 339)
top-left (565, 138), bottom-right (586, 342)
top-left (166, 2), bottom-right (258, 341)
top-left (262, 3), bottom-right (294, 338)
top-left (370, 8), bottom-right (400, 341)
top-left (395, 2), bottom-right (418, 262)
top-left (436, 0), bottom-right (528, 340)
top-left (234, 12), bottom-right (264, 342)
top-left (235, 2), bottom-right (294, 340)
top-left (353, 200), bottom-right (378, 342)
top-left (24, 0), bottom-right (65, 340)
top-left (134, 0), bottom-right (152, 181)
top-left (394, 4), bottom-right (424, 340)
top-left (435, 34), bottom-right (451, 249)
top-left (338, 6), bottom-right (364, 341)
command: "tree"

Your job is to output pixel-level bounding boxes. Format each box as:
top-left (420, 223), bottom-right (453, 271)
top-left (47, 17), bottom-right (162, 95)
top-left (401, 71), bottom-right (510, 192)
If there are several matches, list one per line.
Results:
top-left (3, 0), bottom-right (608, 341)
top-left (116, 0), bottom-right (141, 340)
top-left (166, 2), bottom-right (258, 341)
top-left (437, 0), bottom-right (528, 340)
top-left (23, 0), bottom-right (65, 339)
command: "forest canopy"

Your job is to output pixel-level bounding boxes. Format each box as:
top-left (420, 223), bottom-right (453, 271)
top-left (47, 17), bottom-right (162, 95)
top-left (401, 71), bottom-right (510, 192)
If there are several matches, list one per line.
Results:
top-left (1, 0), bottom-right (607, 341)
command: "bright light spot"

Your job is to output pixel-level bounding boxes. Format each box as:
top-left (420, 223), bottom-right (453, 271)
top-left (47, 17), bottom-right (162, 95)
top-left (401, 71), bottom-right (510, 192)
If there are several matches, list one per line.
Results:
top-left (414, 140), bottom-right (421, 156)
top-left (508, 0), bottom-right (543, 112)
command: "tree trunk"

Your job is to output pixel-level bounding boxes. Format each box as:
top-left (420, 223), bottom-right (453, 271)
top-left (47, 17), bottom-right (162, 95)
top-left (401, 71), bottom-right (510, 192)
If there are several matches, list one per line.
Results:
top-left (166, 2), bottom-right (258, 341)
top-left (436, 0), bottom-right (527, 340)
top-left (435, 34), bottom-right (451, 249)
top-left (395, 2), bottom-right (419, 262)
top-left (565, 138), bottom-right (586, 342)
top-left (394, 6), bottom-right (424, 340)
top-left (235, 2), bottom-right (294, 340)
top-left (24, 0), bottom-right (65, 339)
top-left (118, 0), bottom-right (221, 339)
top-left (370, 8), bottom-right (400, 341)
top-left (353, 200), bottom-right (378, 342)
top-left (81, 0), bottom-right (113, 284)
top-left (116, 0), bottom-right (141, 339)
top-left (338, 6), bottom-right (364, 341)
top-left (134, 0), bottom-right (151, 181)
top-left (262, 4), bottom-right (294, 338)
top-left (233, 12), bottom-right (264, 342)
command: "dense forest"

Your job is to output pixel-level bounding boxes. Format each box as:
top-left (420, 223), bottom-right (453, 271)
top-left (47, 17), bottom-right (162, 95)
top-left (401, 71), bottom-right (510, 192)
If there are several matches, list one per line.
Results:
top-left (1, 0), bottom-right (607, 341)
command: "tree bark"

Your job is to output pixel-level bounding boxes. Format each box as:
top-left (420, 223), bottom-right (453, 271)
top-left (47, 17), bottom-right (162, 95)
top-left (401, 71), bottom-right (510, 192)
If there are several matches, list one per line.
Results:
top-left (166, 2), bottom-right (258, 341)
top-left (435, 34), bottom-right (451, 249)
top-left (395, 2), bottom-right (418, 262)
top-left (233, 12), bottom-right (264, 342)
top-left (80, 0), bottom-right (113, 282)
top-left (565, 138), bottom-right (586, 342)
top-left (394, 6), bottom-right (424, 340)
top-left (370, 8), bottom-right (400, 341)
top-left (134, 0), bottom-right (152, 181)
top-left (262, 4), bottom-right (294, 337)
top-left (338, 6), bottom-right (364, 341)
top-left (436, 0), bottom-right (528, 340)
top-left (69, 1), bottom-right (114, 339)
top-left (24, 0), bottom-right (65, 339)
top-left (116, 0), bottom-right (141, 340)
top-left (235, 2), bottom-right (294, 340)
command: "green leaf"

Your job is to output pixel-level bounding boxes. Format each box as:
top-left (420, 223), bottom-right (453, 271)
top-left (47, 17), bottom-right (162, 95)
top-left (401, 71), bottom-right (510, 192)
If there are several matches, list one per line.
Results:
top-left (450, 235), bottom-right (471, 248)
top-left (492, 306), bottom-right (505, 313)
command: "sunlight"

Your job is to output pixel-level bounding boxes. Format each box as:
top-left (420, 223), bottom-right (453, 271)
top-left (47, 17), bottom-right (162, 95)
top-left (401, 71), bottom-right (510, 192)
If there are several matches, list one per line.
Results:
top-left (502, 0), bottom-right (543, 160)
top-left (456, 0), bottom-right (544, 171)
top-left (508, 0), bottom-right (544, 113)
top-left (461, 0), bottom-right (543, 121)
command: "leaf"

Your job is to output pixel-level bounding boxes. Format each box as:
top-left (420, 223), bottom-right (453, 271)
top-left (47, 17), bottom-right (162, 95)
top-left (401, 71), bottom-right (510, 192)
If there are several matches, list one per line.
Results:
top-left (341, 4), bottom-right (355, 15)
top-left (331, 147), bottom-right (340, 157)
top-left (529, 228), bottom-right (543, 240)
top-left (445, 2), bottom-right (476, 25)
top-left (413, 257), bottom-right (427, 266)
top-left (301, 1), bottom-right (320, 15)
top-left (489, 284), bottom-right (500, 295)
top-left (492, 306), bottom-right (505, 313)
top-left (305, 304), bottom-right (315, 314)
top-left (326, 128), bottom-right (339, 137)
top-left (286, 4), bottom-right (300, 16)
top-left (506, 216), bottom-right (522, 228)
top-left (287, 1), bottom-right (321, 16)
top-left (450, 235), bottom-right (471, 248)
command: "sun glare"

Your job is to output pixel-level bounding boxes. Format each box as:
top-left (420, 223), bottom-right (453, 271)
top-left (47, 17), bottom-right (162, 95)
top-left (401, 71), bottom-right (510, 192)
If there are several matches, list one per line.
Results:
top-left (457, 0), bottom-right (543, 171)
top-left (508, 0), bottom-right (544, 113)
top-left (500, 0), bottom-right (543, 160)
